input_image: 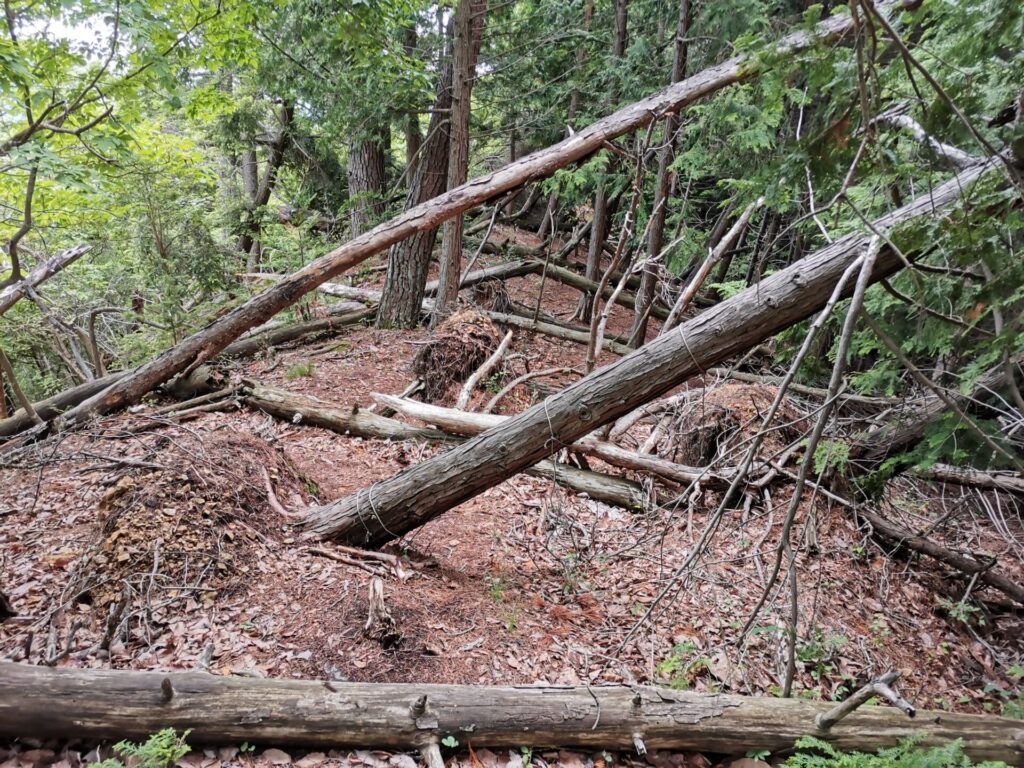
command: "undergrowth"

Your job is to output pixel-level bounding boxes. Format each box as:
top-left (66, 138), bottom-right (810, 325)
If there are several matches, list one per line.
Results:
top-left (93, 729), bottom-right (191, 768)
top-left (784, 737), bottom-right (1009, 768)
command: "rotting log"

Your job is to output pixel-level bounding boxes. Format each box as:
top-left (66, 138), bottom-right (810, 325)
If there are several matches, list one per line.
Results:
top-left (425, 259), bottom-right (541, 295)
top-left (54, 4), bottom-right (900, 429)
top-left (0, 245), bottom-right (90, 316)
top-left (915, 463), bottom-right (1024, 495)
top-left (480, 311), bottom-right (633, 356)
top-left (242, 382), bottom-right (650, 509)
top-left (0, 665), bottom-right (1020, 763)
top-left (857, 506), bottom-right (1024, 606)
top-left (301, 161), bottom-right (1000, 546)
top-left (372, 394), bottom-right (726, 488)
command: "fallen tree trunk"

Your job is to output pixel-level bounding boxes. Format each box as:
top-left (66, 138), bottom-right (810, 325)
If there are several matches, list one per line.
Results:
top-left (54, 5), bottom-right (897, 429)
top-left (372, 394), bottom-right (726, 487)
top-left (0, 245), bottom-right (90, 316)
top-left (915, 463), bottom-right (1024, 495)
top-left (480, 311), bottom-right (633, 356)
top-left (243, 382), bottom-right (650, 509)
top-left (0, 370), bottom-right (124, 438)
top-left (857, 506), bottom-right (1024, 606)
top-left (301, 161), bottom-right (999, 546)
top-left (533, 261), bottom-right (671, 320)
top-left (424, 259), bottom-right (541, 295)
top-left (0, 666), bottom-right (1019, 762)
top-left (220, 307), bottom-right (377, 359)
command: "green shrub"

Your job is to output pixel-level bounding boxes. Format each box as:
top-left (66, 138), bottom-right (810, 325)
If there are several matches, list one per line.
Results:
top-left (784, 736), bottom-right (1009, 768)
top-left (94, 729), bottom-right (191, 768)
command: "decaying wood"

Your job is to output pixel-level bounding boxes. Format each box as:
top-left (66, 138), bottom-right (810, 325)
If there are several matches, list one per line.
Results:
top-left (364, 577), bottom-right (400, 647)
top-left (480, 311), bottom-right (632, 356)
top-left (0, 372), bottom-right (126, 439)
top-left (242, 382), bottom-right (649, 509)
top-left (302, 161), bottom-right (999, 547)
top-left (54, 4), bottom-right (899, 428)
top-left (220, 307), bottom-right (377, 360)
top-left (914, 463), bottom-right (1024, 495)
top-left (372, 394), bottom-right (725, 489)
top-left (0, 665), bottom-right (1019, 762)
top-left (858, 506), bottom-right (1024, 606)
top-left (456, 330), bottom-right (513, 410)
top-left (0, 245), bottom-right (90, 317)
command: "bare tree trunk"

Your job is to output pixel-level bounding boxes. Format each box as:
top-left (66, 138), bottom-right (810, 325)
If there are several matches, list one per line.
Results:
top-left (432, 0), bottom-right (488, 326)
top-left (347, 129), bottom-right (388, 237)
top-left (404, 28), bottom-right (423, 182)
top-left (50, 5), bottom-right (904, 430)
top-left (378, 23), bottom-right (456, 329)
top-left (630, 0), bottom-right (691, 347)
top-left (577, 0), bottom-right (629, 322)
top-left (301, 162), bottom-right (996, 546)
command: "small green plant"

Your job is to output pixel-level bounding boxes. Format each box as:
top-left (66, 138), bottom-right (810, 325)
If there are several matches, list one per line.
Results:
top-left (285, 360), bottom-right (316, 379)
top-left (938, 597), bottom-right (984, 627)
top-left (784, 736), bottom-right (1008, 767)
top-left (487, 576), bottom-right (505, 602)
top-left (504, 601), bottom-right (520, 633)
top-left (441, 735), bottom-right (459, 748)
top-left (94, 729), bottom-right (191, 768)
top-left (655, 641), bottom-right (710, 689)
top-left (239, 742), bottom-right (256, 754)
top-left (519, 746), bottom-right (533, 766)
top-left (746, 749), bottom-right (771, 761)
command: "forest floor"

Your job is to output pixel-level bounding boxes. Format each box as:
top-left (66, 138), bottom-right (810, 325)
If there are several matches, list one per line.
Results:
top-left (1, 226), bottom-right (1022, 768)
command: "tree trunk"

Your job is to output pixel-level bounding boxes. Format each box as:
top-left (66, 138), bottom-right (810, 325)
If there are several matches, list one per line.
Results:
top-left (52, 4), bottom-right (904, 430)
top-left (347, 129), bottom-right (388, 237)
top-left (630, 0), bottom-right (691, 347)
top-left (301, 161), bottom-right (997, 546)
top-left (578, 0), bottom-right (628, 322)
top-left (0, 666), bottom-right (1019, 763)
top-left (0, 245), bottom-right (90, 317)
top-left (242, 381), bottom-right (648, 509)
top-left (403, 27), bottom-right (423, 182)
top-left (433, 0), bottom-right (487, 326)
top-left (237, 103), bottom-right (294, 257)
top-left (378, 22), bottom-right (456, 328)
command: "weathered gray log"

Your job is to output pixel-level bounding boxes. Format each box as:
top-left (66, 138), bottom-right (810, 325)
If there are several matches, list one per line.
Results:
top-left (480, 311), bottom-right (633, 356)
top-left (302, 161), bottom-right (999, 546)
top-left (0, 245), bottom-right (90, 316)
top-left (55, 5), bottom-right (897, 428)
top-left (915, 463), bottom-right (1024, 495)
top-left (0, 665), bottom-right (1020, 762)
top-left (0, 371), bottom-right (125, 438)
top-left (220, 307), bottom-right (377, 359)
top-left (371, 394), bottom-right (725, 487)
top-left (243, 382), bottom-right (649, 509)
top-left (532, 261), bottom-right (671, 320)
top-left (424, 259), bottom-right (541, 295)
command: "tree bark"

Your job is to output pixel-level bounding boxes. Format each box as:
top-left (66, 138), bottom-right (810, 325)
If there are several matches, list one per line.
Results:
top-left (630, 0), bottom-right (691, 347)
top-left (242, 382), bottom-right (648, 509)
top-left (347, 129), bottom-right (388, 237)
top-left (378, 22), bottom-right (456, 328)
top-left (0, 245), bottom-right (90, 317)
top-left (0, 666), bottom-right (1019, 763)
top-left (52, 3), bottom-right (905, 429)
top-left (433, 0), bottom-right (487, 326)
top-left (237, 103), bottom-right (294, 257)
top-left (301, 161), bottom-right (998, 546)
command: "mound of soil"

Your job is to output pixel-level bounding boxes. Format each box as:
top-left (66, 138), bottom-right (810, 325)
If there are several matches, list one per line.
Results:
top-left (413, 309), bottom-right (500, 402)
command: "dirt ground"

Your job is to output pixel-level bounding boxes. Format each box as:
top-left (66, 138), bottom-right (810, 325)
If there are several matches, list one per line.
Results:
top-left (1, 237), bottom-right (1023, 768)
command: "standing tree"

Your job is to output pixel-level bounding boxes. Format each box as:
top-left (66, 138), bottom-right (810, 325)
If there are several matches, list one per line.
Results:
top-left (432, 0), bottom-right (488, 326)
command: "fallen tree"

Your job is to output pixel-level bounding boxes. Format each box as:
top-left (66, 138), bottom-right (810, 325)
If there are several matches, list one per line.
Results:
top-left (300, 161), bottom-right (999, 546)
top-left (372, 393), bottom-right (725, 487)
top-left (0, 665), bottom-right (1019, 763)
top-left (0, 245), bottom-right (90, 316)
top-left (53, 3), bottom-right (900, 429)
top-left (242, 381), bottom-right (650, 509)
